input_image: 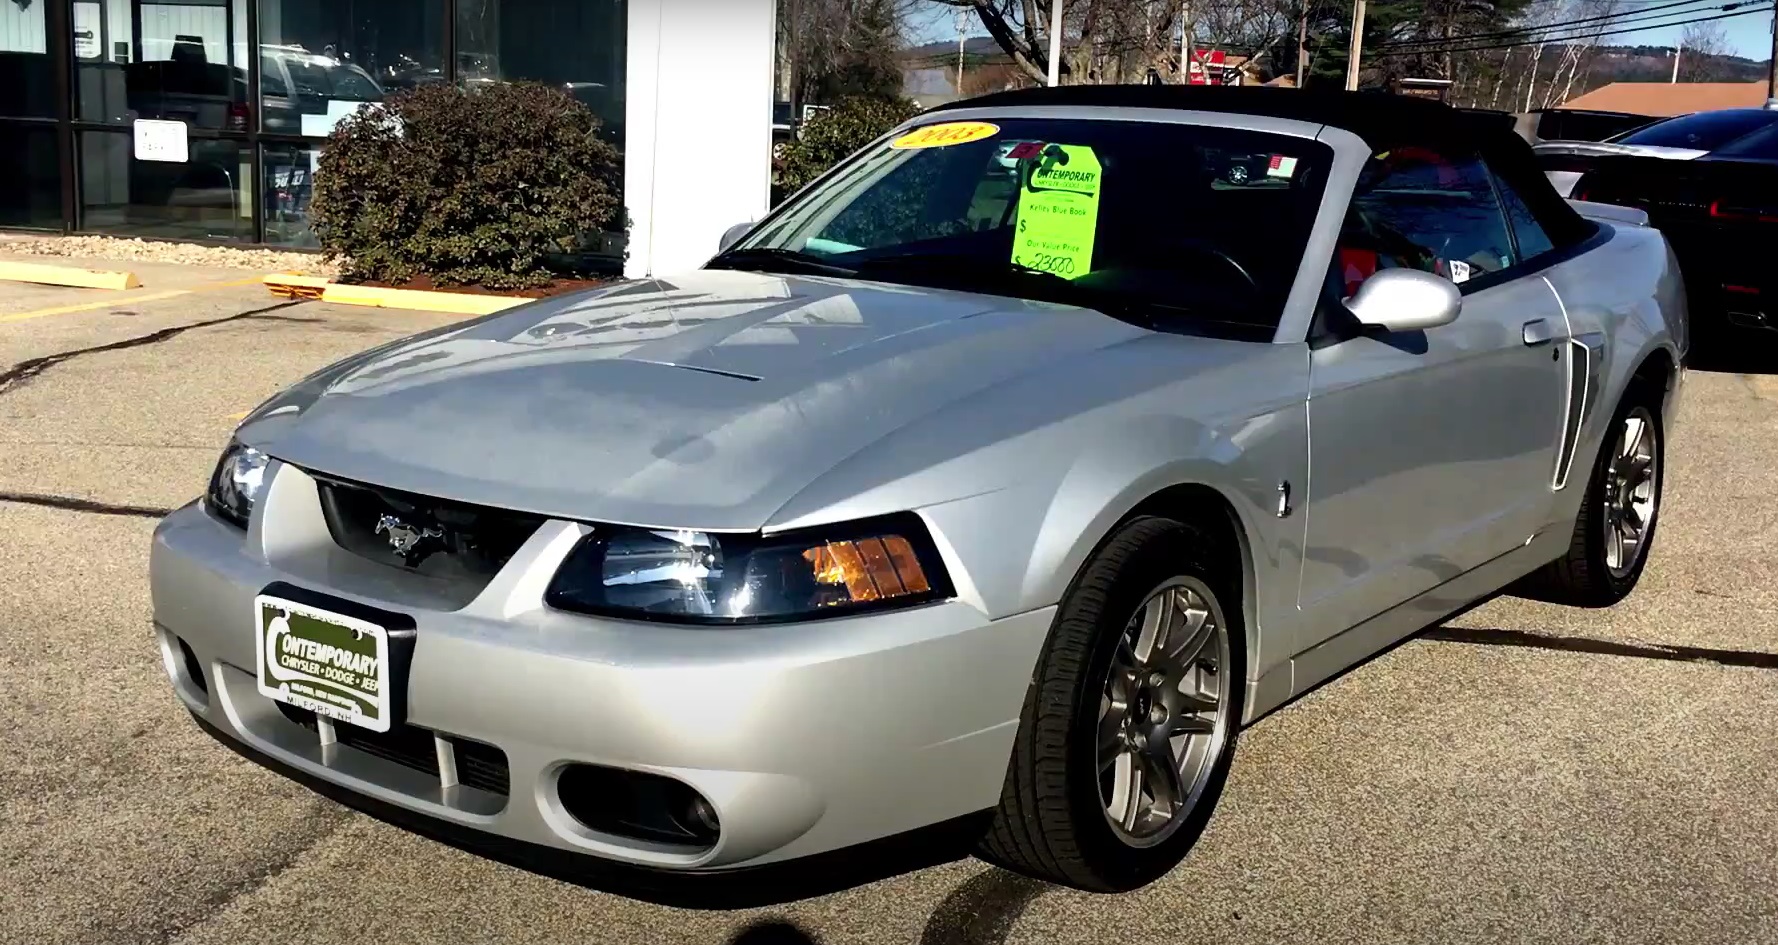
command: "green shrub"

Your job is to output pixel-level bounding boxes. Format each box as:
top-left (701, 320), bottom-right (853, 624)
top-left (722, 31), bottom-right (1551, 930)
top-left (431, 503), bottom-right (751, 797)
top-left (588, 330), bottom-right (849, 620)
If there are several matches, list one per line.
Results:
top-left (775, 95), bottom-right (922, 198)
top-left (310, 82), bottom-right (621, 289)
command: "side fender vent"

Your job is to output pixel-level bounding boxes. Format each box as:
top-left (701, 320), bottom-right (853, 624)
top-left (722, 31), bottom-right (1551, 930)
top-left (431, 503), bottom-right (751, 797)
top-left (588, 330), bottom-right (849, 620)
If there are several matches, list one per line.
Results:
top-left (1553, 337), bottom-right (1593, 490)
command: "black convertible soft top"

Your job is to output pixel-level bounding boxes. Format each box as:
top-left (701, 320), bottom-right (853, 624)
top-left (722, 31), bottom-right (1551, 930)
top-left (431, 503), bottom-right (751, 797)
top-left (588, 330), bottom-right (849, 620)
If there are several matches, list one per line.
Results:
top-left (929, 85), bottom-right (1495, 149)
top-left (930, 84), bottom-right (1595, 247)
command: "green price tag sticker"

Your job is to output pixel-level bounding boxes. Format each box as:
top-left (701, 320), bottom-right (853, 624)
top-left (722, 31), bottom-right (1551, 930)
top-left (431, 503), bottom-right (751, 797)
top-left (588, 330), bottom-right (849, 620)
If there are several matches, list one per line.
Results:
top-left (1012, 144), bottom-right (1103, 280)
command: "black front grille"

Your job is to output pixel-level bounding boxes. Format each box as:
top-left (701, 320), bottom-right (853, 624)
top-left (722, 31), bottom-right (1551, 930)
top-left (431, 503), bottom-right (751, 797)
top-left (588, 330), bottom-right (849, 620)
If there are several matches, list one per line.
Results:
top-left (311, 472), bottom-right (545, 583)
top-left (276, 703), bottom-right (510, 796)
top-left (452, 739), bottom-right (512, 796)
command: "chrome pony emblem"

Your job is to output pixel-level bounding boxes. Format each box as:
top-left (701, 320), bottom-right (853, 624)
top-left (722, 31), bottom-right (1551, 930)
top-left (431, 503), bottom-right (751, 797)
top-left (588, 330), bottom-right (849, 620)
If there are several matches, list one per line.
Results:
top-left (375, 514), bottom-right (446, 565)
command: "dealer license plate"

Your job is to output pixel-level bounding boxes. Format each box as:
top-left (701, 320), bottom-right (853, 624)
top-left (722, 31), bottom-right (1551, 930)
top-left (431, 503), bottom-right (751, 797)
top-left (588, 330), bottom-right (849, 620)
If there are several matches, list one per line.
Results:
top-left (255, 594), bottom-right (392, 733)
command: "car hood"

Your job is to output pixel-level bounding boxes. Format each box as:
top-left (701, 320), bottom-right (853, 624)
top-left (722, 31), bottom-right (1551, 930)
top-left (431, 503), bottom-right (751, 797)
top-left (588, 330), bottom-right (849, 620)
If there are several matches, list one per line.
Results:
top-left (240, 269), bottom-right (1152, 531)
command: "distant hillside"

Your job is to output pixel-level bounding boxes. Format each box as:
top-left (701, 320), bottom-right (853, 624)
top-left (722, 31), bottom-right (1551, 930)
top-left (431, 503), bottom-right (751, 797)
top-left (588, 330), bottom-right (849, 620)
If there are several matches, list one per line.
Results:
top-left (1586, 43), bottom-right (1769, 85)
top-left (900, 37), bottom-right (1009, 64)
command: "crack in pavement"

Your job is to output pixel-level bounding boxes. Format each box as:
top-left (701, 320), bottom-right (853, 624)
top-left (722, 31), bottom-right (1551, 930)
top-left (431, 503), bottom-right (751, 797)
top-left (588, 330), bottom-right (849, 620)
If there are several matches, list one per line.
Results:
top-left (0, 299), bottom-right (308, 398)
top-left (1423, 625), bottom-right (1778, 670)
top-left (0, 490), bottom-right (174, 518)
top-left (152, 798), bottom-right (352, 945)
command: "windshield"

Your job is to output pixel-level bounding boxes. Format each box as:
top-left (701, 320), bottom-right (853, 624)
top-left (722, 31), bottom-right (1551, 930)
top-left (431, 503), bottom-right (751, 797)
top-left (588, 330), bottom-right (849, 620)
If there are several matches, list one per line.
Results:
top-left (725, 117), bottom-right (1333, 333)
top-left (1608, 109), bottom-right (1778, 151)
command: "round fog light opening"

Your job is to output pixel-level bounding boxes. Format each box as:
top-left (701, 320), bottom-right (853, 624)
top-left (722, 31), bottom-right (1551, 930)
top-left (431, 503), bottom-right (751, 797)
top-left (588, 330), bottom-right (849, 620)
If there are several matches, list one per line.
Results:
top-left (689, 796), bottom-right (720, 834)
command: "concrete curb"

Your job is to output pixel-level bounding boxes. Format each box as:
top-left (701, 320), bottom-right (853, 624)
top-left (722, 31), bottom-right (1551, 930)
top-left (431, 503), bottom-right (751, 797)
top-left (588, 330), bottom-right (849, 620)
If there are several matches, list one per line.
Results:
top-left (263, 274), bottom-right (530, 315)
top-left (0, 259), bottom-right (141, 290)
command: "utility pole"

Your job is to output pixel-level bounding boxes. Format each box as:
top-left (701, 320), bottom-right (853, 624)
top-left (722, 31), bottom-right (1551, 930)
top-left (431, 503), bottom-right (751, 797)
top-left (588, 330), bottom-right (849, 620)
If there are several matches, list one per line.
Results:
top-left (1296, 0), bottom-right (1310, 87)
top-left (1671, 38), bottom-right (1682, 83)
top-left (956, 8), bottom-right (967, 95)
top-left (1047, 0), bottom-right (1064, 86)
top-left (1766, 0), bottom-right (1776, 107)
top-left (1182, 0), bottom-right (1193, 83)
top-left (1344, 0), bottom-right (1366, 90)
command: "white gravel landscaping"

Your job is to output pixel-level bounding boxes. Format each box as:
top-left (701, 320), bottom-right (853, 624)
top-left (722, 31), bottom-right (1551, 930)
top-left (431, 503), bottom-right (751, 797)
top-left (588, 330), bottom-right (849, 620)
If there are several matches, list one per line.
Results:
top-left (0, 233), bottom-right (341, 277)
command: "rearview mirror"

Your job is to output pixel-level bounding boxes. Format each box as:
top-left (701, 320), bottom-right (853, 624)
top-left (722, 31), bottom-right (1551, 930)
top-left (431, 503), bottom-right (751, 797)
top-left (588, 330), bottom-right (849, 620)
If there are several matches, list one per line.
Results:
top-left (718, 221), bottom-right (754, 254)
top-left (1344, 268), bottom-right (1462, 333)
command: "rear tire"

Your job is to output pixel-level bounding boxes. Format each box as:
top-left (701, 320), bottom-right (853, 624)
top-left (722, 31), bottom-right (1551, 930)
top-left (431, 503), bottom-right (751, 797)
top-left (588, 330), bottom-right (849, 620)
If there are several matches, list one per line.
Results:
top-left (978, 515), bottom-right (1244, 892)
top-left (1513, 386), bottom-right (1664, 607)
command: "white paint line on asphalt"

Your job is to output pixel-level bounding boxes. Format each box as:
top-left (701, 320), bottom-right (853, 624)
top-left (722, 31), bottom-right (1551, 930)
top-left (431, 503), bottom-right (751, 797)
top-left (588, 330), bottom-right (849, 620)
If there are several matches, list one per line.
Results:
top-left (0, 276), bottom-right (272, 324)
top-left (0, 289), bottom-right (193, 323)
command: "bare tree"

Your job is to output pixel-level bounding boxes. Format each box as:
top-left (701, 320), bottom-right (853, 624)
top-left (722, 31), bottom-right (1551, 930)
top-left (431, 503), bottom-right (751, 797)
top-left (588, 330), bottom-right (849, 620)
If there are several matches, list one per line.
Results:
top-left (1529, 0), bottom-right (1618, 107)
top-left (923, 0), bottom-right (1295, 86)
top-left (777, 0), bottom-right (917, 110)
top-left (1678, 20), bottom-right (1730, 81)
top-left (922, 0), bottom-right (1072, 84)
top-left (1489, 46), bottom-right (1515, 109)
top-left (1514, 0), bottom-right (1563, 112)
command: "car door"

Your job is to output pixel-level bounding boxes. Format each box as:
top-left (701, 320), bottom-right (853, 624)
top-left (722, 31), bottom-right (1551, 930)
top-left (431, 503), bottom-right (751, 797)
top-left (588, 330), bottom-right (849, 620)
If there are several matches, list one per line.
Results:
top-left (1298, 144), bottom-right (1571, 641)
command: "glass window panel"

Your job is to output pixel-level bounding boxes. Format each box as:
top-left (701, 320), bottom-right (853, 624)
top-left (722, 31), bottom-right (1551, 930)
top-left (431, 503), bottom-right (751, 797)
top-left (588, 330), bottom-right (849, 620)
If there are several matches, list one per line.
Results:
top-left (1494, 173), bottom-right (1555, 264)
top-left (261, 141), bottom-right (320, 246)
top-left (0, 0), bottom-right (55, 118)
top-left (455, 0), bottom-right (625, 147)
top-left (1342, 146), bottom-right (1515, 291)
top-left (79, 131), bottom-right (253, 241)
top-left (0, 125), bottom-right (63, 228)
top-left (454, 0), bottom-right (627, 262)
top-left (257, 0), bottom-right (442, 137)
top-left (76, 0), bottom-right (250, 130)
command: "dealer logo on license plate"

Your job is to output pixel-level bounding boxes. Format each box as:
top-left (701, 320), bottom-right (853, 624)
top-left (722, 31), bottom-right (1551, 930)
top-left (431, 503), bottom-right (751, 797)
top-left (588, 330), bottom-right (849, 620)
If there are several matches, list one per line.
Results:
top-left (255, 594), bottom-right (392, 733)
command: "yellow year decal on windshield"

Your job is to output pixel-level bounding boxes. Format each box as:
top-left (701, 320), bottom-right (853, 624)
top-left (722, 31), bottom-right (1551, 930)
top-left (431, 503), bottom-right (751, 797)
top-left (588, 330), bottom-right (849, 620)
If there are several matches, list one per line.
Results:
top-left (890, 121), bottom-right (1000, 150)
top-left (1012, 144), bottom-right (1103, 280)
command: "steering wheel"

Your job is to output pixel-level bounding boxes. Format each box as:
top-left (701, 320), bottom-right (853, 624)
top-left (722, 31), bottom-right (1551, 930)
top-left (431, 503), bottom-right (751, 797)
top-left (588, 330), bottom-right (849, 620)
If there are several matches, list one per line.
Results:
top-left (1171, 239), bottom-right (1259, 291)
top-left (1077, 238), bottom-right (1261, 308)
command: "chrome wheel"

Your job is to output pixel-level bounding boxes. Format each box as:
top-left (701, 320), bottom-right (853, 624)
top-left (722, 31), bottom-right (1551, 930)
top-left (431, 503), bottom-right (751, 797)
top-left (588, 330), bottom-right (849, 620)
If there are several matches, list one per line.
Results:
top-left (1097, 577), bottom-right (1232, 847)
top-left (1603, 405), bottom-right (1659, 579)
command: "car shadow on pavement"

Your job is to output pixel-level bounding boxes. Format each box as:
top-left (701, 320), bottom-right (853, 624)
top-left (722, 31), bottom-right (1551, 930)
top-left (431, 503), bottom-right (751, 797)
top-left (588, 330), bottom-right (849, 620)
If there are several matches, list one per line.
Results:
top-left (726, 867), bottom-right (1047, 945)
top-left (1420, 625), bottom-right (1778, 669)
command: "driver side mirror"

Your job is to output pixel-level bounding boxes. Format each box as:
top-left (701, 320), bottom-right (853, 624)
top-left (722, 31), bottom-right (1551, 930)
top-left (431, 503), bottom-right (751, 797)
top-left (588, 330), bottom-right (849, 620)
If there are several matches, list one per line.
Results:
top-left (1344, 268), bottom-right (1461, 333)
top-left (718, 221), bottom-right (754, 254)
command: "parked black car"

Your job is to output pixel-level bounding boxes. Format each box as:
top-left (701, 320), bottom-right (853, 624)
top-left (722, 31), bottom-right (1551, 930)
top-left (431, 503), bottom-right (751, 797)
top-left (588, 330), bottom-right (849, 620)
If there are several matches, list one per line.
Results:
top-left (1538, 107), bottom-right (1778, 197)
top-left (1574, 146), bottom-right (1778, 348)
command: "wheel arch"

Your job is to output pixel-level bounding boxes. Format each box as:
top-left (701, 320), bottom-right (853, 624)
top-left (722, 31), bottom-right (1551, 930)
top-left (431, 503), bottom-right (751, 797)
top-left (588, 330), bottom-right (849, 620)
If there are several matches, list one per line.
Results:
top-left (1630, 344), bottom-right (1679, 412)
top-left (1063, 481), bottom-right (1261, 675)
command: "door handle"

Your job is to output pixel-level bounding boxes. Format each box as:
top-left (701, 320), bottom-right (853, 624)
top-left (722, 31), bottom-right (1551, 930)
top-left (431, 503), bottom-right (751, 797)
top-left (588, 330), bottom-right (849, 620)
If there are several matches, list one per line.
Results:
top-left (1522, 318), bottom-right (1555, 346)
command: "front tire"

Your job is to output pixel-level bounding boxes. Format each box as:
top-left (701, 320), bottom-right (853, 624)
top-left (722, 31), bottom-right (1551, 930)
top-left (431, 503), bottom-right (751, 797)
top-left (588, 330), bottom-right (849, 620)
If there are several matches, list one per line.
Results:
top-left (1515, 389), bottom-right (1664, 607)
top-left (979, 516), bottom-right (1244, 892)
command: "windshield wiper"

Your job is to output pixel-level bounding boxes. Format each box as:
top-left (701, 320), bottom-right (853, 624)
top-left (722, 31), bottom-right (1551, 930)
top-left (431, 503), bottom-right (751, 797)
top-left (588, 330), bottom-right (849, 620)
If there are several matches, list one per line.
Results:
top-left (704, 247), bottom-right (857, 278)
top-left (854, 252), bottom-right (1056, 281)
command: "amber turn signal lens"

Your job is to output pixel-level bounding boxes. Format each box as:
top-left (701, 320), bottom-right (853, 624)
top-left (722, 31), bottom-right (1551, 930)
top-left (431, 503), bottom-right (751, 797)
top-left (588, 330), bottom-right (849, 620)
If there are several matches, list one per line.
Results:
top-left (802, 535), bottom-right (932, 605)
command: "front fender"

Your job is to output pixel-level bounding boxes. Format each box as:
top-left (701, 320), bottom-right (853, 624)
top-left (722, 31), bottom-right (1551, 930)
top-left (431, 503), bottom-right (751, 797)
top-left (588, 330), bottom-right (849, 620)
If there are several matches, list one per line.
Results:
top-left (769, 337), bottom-right (1311, 684)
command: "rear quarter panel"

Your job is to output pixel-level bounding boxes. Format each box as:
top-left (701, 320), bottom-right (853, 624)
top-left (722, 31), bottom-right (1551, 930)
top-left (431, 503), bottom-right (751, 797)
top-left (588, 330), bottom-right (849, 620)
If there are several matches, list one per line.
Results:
top-left (1540, 221), bottom-right (1687, 522)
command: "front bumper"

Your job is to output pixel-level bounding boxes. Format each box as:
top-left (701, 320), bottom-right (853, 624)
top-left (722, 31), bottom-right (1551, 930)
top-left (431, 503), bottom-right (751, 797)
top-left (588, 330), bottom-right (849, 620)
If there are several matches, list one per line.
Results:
top-left (150, 470), bottom-right (1055, 879)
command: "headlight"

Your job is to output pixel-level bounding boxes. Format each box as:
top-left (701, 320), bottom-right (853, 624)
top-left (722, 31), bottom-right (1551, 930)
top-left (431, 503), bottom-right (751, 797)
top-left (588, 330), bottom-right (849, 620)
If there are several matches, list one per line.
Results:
top-left (205, 441), bottom-right (270, 529)
top-left (544, 513), bottom-right (952, 624)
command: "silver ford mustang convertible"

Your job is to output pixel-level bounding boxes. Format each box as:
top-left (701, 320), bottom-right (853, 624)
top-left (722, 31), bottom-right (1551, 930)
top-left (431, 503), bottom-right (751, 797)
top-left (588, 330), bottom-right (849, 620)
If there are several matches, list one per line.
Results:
top-left (151, 87), bottom-right (1687, 902)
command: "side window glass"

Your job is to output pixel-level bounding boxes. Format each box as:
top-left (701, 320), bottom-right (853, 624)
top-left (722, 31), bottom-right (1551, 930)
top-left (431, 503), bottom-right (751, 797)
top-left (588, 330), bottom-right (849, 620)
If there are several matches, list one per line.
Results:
top-left (1495, 174), bottom-right (1555, 261)
top-left (1341, 146), bottom-right (1514, 294)
top-left (1711, 122), bottom-right (1778, 161)
top-left (259, 57), bottom-right (289, 96)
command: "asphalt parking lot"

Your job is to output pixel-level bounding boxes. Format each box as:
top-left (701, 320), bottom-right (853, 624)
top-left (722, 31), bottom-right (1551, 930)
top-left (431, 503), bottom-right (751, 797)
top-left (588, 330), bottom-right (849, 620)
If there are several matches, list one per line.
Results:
top-left (4, 260), bottom-right (1777, 945)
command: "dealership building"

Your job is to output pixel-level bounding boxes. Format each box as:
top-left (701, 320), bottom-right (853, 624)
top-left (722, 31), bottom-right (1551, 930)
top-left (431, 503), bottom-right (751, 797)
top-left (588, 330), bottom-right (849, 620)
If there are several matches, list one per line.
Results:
top-left (0, 0), bottom-right (775, 278)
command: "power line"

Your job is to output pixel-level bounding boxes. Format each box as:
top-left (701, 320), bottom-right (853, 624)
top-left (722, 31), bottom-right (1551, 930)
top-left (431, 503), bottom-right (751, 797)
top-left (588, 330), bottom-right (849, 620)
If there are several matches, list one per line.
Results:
top-left (1386, 8), bottom-right (1766, 56)
top-left (1375, 0), bottom-right (1719, 49)
top-left (1372, 5), bottom-right (1766, 55)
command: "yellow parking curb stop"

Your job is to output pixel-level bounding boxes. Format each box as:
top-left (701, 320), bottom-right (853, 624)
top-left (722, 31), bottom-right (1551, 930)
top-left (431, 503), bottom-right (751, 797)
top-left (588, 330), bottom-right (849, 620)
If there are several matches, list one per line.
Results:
top-left (0, 260), bottom-right (141, 290)
top-left (263, 274), bottom-right (528, 316)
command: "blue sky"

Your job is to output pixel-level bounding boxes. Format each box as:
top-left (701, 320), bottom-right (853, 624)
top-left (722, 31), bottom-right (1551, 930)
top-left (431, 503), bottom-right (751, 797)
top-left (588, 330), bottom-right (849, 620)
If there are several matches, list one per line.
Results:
top-left (908, 3), bottom-right (1775, 60)
top-left (1624, 9), bottom-right (1772, 58)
